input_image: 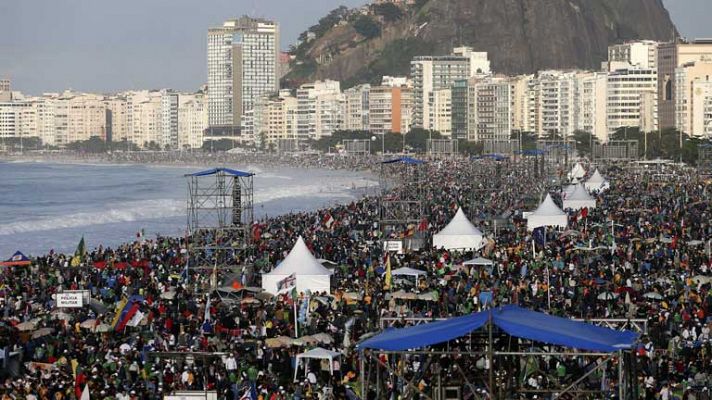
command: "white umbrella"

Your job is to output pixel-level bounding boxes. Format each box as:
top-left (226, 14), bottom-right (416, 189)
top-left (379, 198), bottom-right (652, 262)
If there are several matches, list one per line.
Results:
top-left (692, 275), bottom-right (712, 285)
top-left (94, 324), bottom-right (112, 333)
top-left (597, 292), bottom-right (619, 301)
top-left (32, 327), bottom-right (53, 339)
top-left (160, 290), bottom-right (177, 300)
top-left (15, 320), bottom-right (39, 331)
top-left (80, 319), bottom-right (98, 329)
top-left (643, 292), bottom-right (663, 300)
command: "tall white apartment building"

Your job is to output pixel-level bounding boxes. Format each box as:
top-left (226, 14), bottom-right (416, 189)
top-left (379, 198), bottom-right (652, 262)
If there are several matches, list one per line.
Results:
top-left (125, 90), bottom-right (163, 147)
top-left (253, 91), bottom-right (299, 146)
top-left (207, 17), bottom-right (279, 140)
top-left (105, 96), bottom-right (128, 144)
top-left (177, 92), bottom-right (208, 149)
top-left (296, 80), bottom-right (343, 141)
top-left (53, 91), bottom-right (107, 145)
top-left (466, 77), bottom-right (513, 142)
top-left (578, 72), bottom-right (608, 142)
top-left (606, 68), bottom-right (658, 135)
top-left (343, 84), bottom-right (370, 131)
top-left (410, 55), bottom-right (470, 129)
top-left (161, 90), bottom-right (179, 149)
top-left (0, 79), bottom-right (9, 92)
top-left (674, 61), bottom-right (712, 137)
top-left (0, 96), bottom-right (33, 143)
top-left (537, 70), bottom-right (578, 137)
top-left (428, 88), bottom-right (452, 137)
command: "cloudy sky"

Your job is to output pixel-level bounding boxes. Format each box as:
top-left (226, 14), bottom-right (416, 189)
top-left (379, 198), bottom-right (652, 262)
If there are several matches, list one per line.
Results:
top-left (1, 0), bottom-right (710, 94)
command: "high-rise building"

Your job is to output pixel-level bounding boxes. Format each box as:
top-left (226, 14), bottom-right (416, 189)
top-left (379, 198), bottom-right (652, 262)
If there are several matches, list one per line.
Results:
top-left (343, 84), bottom-right (370, 131)
top-left (410, 55), bottom-right (470, 130)
top-left (296, 80), bottom-right (343, 141)
top-left (657, 40), bottom-right (712, 130)
top-left (465, 77), bottom-right (513, 142)
top-left (368, 85), bottom-right (410, 135)
top-left (537, 70), bottom-right (578, 137)
top-left (674, 61), bottom-right (712, 137)
top-left (177, 92), bottom-right (208, 149)
top-left (207, 16), bottom-right (279, 141)
top-left (606, 68), bottom-right (658, 136)
top-left (161, 90), bottom-right (179, 149)
top-left (578, 72), bottom-right (608, 142)
top-left (253, 90), bottom-right (298, 147)
top-left (428, 88), bottom-right (453, 137)
top-left (0, 79), bottom-right (9, 92)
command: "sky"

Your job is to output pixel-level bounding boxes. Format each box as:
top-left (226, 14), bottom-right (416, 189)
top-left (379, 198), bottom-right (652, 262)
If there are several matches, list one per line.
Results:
top-left (1, 0), bottom-right (710, 95)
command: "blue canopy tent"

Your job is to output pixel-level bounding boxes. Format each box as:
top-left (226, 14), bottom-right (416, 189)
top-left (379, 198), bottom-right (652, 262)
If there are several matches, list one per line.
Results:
top-left (381, 156), bottom-right (426, 165)
top-left (358, 305), bottom-right (639, 399)
top-left (359, 305), bottom-right (637, 353)
top-left (471, 154), bottom-right (508, 161)
top-left (185, 167), bottom-right (255, 177)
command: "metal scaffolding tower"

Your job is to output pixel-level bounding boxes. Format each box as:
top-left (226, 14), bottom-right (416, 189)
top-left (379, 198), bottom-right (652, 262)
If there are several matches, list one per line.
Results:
top-left (185, 168), bottom-right (254, 271)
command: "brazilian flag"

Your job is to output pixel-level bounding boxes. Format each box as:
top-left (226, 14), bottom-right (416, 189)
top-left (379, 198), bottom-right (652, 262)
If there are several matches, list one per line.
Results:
top-left (70, 236), bottom-right (86, 267)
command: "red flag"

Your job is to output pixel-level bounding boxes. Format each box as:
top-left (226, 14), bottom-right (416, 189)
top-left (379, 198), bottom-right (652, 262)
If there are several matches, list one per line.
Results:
top-left (418, 218), bottom-right (428, 232)
top-left (322, 213), bottom-right (334, 228)
top-left (251, 224), bottom-right (262, 242)
top-left (580, 207), bottom-right (588, 220)
top-left (93, 260), bottom-right (107, 269)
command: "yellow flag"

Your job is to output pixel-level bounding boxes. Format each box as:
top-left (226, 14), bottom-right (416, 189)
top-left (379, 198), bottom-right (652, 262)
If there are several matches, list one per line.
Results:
top-left (111, 297), bottom-right (128, 328)
top-left (384, 254), bottom-right (392, 290)
top-left (70, 256), bottom-right (81, 267)
top-left (71, 359), bottom-right (79, 379)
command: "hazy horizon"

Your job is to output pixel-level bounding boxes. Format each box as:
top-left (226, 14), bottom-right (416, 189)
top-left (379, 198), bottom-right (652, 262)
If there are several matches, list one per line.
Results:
top-left (1, 0), bottom-right (711, 95)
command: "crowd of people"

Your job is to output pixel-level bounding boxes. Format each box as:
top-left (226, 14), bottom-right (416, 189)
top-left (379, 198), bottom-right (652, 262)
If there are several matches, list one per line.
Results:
top-left (1, 154), bottom-right (710, 400)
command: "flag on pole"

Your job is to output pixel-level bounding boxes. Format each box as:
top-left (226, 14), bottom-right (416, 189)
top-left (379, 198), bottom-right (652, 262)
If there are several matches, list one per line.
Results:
top-left (384, 254), bottom-right (392, 290)
top-left (323, 213), bottom-right (334, 229)
top-left (126, 310), bottom-right (144, 327)
top-left (70, 236), bottom-right (86, 267)
top-left (80, 384), bottom-right (90, 400)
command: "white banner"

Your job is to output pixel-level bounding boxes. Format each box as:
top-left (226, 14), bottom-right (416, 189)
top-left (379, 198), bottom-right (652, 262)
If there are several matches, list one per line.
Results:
top-left (383, 240), bottom-right (403, 254)
top-left (57, 293), bottom-right (84, 308)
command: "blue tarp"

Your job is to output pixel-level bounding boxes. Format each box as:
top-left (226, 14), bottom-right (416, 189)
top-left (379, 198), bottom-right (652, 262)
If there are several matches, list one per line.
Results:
top-left (0, 251), bottom-right (31, 266)
top-left (472, 154), bottom-right (508, 161)
top-left (358, 312), bottom-right (489, 351)
top-left (358, 305), bottom-right (637, 353)
top-left (381, 157), bottom-right (426, 165)
top-left (186, 168), bottom-right (254, 177)
top-left (516, 149), bottom-right (546, 156)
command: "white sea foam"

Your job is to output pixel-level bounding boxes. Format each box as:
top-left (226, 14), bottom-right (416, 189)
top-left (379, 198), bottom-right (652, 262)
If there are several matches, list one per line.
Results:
top-left (0, 177), bottom-right (378, 236)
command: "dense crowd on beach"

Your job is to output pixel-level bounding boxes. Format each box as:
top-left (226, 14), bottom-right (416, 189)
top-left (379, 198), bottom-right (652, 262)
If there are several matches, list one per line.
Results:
top-left (1, 155), bottom-right (711, 400)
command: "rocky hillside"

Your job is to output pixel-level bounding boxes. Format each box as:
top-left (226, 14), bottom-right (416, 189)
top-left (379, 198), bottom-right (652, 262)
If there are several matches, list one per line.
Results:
top-left (283, 0), bottom-right (677, 88)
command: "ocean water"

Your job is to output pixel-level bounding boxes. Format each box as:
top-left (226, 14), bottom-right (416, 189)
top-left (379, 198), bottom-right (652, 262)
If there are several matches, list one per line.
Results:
top-left (0, 161), bottom-right (377, 257)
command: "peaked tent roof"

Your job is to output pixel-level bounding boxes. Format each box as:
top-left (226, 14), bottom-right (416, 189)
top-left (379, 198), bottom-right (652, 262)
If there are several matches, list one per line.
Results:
top-left (531, 194), bottom-right (566, 217)
top-left (358, 305), bottom-right (637, 353)
top-left (435, 208), bottom-right (483, 236)
top-left (587, 169), bottom-right (607, 184)
top-left (463, 257), bottom-right (494, 266)
top-left (568, 184), bottom-right (595, 201)
top-left (569, 163), bottom-right (586, 179)
top-left (185, 167), bottom-right (254, 177)
top-left (295, 347), bottom-right (342, 360)
top-left (265, 236), bottom-right (334, 276)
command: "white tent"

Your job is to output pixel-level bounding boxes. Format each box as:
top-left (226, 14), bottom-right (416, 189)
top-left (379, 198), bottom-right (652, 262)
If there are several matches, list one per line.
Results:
top-left (526, 194), bottom-right (568, 231)
top-left (432, 208), bottom-right (484, 251)
top-left (568, 163), bottom-right (586, 180)
top-left (562, 184), bottom-right (577, 199)
top-left (563, 184), bottom-right (597, 211)
top-left (584, 169), bottom-right (610, 192)
top-left (390, 267), bottom-right (427, 279)
top-left (262, 236), bottom-right (333, 295)
top-left (294, 347), bottom-right (342, 381)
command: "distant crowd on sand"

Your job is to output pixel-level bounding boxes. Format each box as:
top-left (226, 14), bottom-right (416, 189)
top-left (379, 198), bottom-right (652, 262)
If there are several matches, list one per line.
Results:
top-left (3, 150), bottom-right (379, 172)
top-left (1, 156), bottom-right (711, 400)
